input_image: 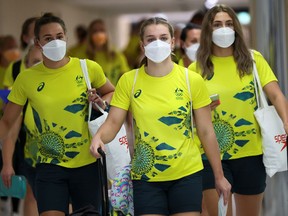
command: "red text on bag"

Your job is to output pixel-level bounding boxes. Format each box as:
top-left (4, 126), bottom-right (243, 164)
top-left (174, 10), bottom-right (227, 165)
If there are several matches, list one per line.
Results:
top-left (119, 135), bottom-right (129, 149)
top-left (274, 134), bottom-right (287, 151)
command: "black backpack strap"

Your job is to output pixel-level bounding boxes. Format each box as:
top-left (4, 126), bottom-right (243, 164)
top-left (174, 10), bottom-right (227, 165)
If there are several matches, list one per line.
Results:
top-left (12, 60), bottom-right (22, 81)
top-left (12, 60), bottom-right (28, 150)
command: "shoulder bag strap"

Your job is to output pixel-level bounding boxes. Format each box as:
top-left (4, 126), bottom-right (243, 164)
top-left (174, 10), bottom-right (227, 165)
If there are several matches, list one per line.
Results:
top-left (79, 59), bottom-right (105, 122)
top-left (251, 51), bottom-right (269, 109)
top-left (185, 68), bottom-right (194, 139)
top-left (12, 60), bottom-right (22, 81)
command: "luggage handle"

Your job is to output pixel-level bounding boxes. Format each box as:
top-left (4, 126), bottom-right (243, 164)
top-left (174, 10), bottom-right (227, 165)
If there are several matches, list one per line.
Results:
top-left (97, 148), bottom-right (110, 216)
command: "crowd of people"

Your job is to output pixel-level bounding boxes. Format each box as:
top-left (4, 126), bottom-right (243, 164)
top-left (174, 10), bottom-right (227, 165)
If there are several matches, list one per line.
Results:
top-left (0, 4), bottom-right (287, 216)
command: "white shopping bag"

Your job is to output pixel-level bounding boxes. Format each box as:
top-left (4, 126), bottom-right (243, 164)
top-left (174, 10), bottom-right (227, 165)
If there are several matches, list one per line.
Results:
top-left (252, 53), bottom-right (287, 177)
top-left (80, 59), bottom-right (131, 180)
top-left (218, 193), bottom-right (228, 216)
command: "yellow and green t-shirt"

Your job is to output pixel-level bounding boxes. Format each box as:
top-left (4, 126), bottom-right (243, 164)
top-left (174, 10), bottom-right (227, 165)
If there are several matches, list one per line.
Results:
top-left (3, 60), bottom-right (26, 89)
top-left (70, 49), bottom-right (130, 86)
top-left (8, 57), bottom-right (107, 168)
top-left (189, 50), bottom-right (277, 160)
top-left (111, 63), bottom-right (211, 181)
top-left (3, 60), bottom-right (39, 166)
top-left (22, 103), bottom-right (38, 167)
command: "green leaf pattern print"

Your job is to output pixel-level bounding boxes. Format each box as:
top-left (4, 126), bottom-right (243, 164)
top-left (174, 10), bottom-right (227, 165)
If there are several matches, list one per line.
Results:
top-left (32, 93), bottom-right (89, 164)
top-left (132, 102), bottom-right (190, 180)
top-left (212, 81), bottom-right (257, 159)
top-left (159, 102), bottom-right (192, 138)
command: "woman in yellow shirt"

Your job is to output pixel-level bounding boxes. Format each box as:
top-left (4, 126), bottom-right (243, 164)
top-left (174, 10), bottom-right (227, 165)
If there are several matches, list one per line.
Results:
top-left (189, 5), bottom-right (288, 216)
top-left (90, 17), bottom-right (231, 216)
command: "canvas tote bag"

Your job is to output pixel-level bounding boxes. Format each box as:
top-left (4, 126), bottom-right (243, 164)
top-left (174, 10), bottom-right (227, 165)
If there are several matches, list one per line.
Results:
top-left (252, 54), bottom-right (287, 177)
top-left (80, 59), bottom-right (131, 180)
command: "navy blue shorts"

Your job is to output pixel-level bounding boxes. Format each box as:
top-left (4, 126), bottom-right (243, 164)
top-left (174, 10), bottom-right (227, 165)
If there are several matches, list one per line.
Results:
top-left (21, 160), bottom-right (36, 197)
top-left (35, 161), bottom-right (102, 214)
top-left (201, 155), bottom-right (266, 195)
top-left (133, 172), bottom-right (202, 215)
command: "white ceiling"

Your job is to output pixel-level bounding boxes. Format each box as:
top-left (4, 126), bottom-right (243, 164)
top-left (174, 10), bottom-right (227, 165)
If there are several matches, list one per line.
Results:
top-left (57, 0), bottom-right (250, 15)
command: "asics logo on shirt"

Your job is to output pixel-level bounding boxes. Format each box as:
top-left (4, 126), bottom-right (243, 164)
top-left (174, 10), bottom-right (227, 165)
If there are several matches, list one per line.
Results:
top-left (134, 89), bottom-right (142, 98)
top-left (75, 75), bottom-right (84, 85)
top-left (37, 82), bottom-right (45, 92)
top-left (175, 88), bottom-right (184, 100)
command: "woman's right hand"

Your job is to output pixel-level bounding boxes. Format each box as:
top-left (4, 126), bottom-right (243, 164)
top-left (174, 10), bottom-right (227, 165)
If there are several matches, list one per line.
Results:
top-left (1, 164), bottom-right (15, 188)
top-left (90, 135), bottom-right (106, 158)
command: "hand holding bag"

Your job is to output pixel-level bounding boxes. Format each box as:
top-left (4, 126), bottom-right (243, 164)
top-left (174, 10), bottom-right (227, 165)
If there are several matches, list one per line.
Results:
top-left (252, 54), bottom-right (287, 177)
top-left (80, 59), bottom-right (131, 180)
top-left (0, 175), bottom-right (27, 199)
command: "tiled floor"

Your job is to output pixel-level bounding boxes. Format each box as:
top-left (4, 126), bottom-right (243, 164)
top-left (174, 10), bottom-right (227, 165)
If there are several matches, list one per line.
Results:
top-left (262, 171), bottom-right (288, 216)
top-left (0, 198), bottom-right (24, 216)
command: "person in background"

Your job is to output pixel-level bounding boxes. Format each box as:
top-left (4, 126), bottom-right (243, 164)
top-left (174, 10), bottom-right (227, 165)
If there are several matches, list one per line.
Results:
top-left (70, 19), bottom-right (130, 86)
top-left (123, 19), bottom-right (145, 69)
top-left (189, 9), bottom-right (207, 26)
top-left (1, 44), bottom-right (42, 216)
top-left (3, 17), bottom-right (38, 89)
top-left (178, 23), bottom-right (201, 67)
top-left (90, 17), bottom-right (231, 216)
top-left (0, 35), bottom-right (20, 90)
top-left (173, 22), bottom-right (185, 62)
top-left (67, 24), bottom-right (87, 57)
top-left (189, 4), bottom-right (288, 216)
top-left (178, 20), bottom-right (210, 216)
top-left (0, 34), bottom-right (21, 216)
top-left (1, 17), bottom-right (37, 216)
top-left (0, 13), bottom-right (114, 216)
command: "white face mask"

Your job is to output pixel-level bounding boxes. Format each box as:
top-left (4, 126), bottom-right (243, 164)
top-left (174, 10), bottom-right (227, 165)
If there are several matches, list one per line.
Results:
top-left (212, 27), bottom-right (235, 48)
top-left (41, 39), bottom-right (66, 61)
top-left (144, 40), bottom-right (171, 63)
top-left (185, 43), bottom-right (200, 62)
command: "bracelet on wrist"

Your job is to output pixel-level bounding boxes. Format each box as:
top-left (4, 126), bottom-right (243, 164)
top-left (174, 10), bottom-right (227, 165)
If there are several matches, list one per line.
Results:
top-left (103, 100), bottom-right (110, 112)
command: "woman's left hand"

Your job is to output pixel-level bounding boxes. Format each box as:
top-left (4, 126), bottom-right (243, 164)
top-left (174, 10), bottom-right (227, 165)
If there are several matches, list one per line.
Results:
top-left (210, 100), bottom-right (220, 110)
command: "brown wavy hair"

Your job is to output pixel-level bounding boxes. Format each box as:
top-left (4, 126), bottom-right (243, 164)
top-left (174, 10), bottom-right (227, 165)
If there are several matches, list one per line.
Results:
top-left (196, 4), bottom-right (253, 79)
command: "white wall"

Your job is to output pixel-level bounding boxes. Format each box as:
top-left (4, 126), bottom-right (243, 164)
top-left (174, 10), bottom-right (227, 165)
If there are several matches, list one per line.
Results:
top-left (0, 0), bottom-right (199, 52)
top-left (0, 0), bottom-right (128, 50)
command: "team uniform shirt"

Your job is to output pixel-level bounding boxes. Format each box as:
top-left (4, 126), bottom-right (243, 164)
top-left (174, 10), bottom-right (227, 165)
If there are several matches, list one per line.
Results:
top-left (23, 103), bottom-right (38, 167)
top-left (0, 66), bottom-right (9, 116)
top-left (173, 47), bottom-right (182, 62)
top-left (8, 57), bottom-right (107, 168)
top-left (3, 60), bottom-right (26, 89)
top-left (3, 60), bottom-right (38, 165)
top-left (178, 58), bottom-right (185, 67)
top-left (111, 63), bottom-right (211, 181)
top-left (177, 59), bottom-right (202, 150)
top-left (189, 50), bottom-right (277, 160)
top-left (71, 49), bottom-right (130, 86)
top-left (0, 66), bottom-right (7, 89)
top-left (123, 34), bottom-right (141, 68)
top-left (67, 43), bottom-right (87, 59)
